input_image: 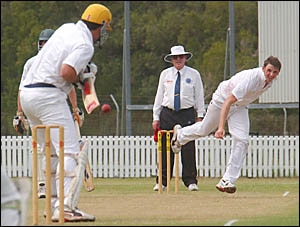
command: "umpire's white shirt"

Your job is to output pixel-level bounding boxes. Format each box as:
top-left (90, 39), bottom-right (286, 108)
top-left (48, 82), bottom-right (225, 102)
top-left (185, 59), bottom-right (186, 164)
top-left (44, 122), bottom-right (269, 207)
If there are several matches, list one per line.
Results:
top-left (153, 65), bottom-right (205, 121)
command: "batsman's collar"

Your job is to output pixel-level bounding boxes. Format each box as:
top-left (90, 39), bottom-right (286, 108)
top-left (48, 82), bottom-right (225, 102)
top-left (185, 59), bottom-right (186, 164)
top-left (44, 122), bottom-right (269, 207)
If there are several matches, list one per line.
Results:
top-left (164, 45), bottom-right (193, 63)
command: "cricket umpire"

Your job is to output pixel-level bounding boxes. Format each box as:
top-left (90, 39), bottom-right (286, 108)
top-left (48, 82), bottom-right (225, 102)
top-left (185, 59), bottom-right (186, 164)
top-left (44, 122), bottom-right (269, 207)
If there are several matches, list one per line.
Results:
top-left (152, 45), bottom-right (206, 191)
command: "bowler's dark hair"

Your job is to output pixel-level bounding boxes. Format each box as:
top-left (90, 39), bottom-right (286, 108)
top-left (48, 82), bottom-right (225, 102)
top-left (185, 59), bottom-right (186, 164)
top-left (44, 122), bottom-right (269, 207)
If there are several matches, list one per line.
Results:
top-left (264, 56), bottom-right (282, 71)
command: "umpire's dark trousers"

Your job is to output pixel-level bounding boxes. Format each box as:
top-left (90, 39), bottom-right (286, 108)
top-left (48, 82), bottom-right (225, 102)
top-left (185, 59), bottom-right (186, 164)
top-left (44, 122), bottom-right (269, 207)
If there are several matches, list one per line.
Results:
top-left (156, 106), bottom-right (197, 187)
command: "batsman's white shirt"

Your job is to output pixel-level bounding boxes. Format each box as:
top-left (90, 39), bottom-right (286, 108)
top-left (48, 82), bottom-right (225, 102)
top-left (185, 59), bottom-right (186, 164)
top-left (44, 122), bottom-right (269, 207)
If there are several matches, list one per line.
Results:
top-left (22, 20), bottom-right (93, 94)
top-left (177, 67), bottom-right (273, 183)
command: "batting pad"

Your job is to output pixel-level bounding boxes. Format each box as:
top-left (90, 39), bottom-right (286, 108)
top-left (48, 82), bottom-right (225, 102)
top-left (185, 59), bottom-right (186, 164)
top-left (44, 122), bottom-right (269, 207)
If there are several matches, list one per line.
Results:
top-left (67, 150), bottom-right (88, 210)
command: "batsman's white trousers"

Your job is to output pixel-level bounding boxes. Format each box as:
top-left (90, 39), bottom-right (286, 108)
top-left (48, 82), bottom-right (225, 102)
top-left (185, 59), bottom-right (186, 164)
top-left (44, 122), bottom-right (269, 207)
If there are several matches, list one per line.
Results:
top-left (177, 100), bottom-right (250, 183)
top-left (20, 87), bottom-right (80, 206)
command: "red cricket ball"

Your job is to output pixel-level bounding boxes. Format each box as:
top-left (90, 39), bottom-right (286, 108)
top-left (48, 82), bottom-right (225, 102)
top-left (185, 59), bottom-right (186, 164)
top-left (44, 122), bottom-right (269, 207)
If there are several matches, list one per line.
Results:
top-left (101, 103), bottom-right (111, 113)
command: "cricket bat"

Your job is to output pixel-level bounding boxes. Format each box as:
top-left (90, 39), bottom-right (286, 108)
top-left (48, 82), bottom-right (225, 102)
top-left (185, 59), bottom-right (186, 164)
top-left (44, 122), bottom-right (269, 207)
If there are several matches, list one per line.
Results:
top-left (74, 119), bottom-right (95, 192)
top-left (82, 77), bottom-right (100, 114)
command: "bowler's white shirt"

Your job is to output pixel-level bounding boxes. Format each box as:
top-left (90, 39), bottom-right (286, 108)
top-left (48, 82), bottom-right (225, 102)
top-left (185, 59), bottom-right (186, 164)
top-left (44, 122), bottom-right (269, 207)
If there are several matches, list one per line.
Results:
top-left (212, 67), bottom-right (272, 107)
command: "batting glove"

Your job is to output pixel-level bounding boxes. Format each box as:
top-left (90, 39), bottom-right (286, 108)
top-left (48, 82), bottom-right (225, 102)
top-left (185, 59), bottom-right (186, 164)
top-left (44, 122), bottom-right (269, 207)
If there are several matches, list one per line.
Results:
top-left (73, 107), bottom-right (84, 127)
top-left (74, 62), bottom-right (98, 90)
top-left (87, 62), bottom-right (97, 76)
top-left (79, 62), bottom-right (97, 82)
top-left (79, 72), bottom-right (95, 83)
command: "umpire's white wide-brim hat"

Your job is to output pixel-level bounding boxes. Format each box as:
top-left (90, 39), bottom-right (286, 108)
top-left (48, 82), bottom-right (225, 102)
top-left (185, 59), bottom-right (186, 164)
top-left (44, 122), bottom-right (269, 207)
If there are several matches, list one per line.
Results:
top-left (164, 45), bottom-right (193, 63)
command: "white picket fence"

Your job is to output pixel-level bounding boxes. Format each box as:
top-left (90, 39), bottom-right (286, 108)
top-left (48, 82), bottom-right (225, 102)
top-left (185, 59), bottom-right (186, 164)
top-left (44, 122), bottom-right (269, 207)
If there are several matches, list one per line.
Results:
top-left (1, 135), bottom-right (299, 178)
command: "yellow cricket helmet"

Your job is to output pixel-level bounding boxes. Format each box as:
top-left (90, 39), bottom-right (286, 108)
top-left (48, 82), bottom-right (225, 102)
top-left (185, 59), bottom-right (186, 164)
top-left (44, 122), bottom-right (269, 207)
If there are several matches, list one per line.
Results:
top-left (81, 4), bottom-right (112, 31)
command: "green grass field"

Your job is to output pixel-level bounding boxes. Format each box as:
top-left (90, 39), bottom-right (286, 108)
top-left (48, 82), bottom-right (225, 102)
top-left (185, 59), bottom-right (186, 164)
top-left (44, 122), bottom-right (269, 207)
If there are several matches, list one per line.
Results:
top-left (26, 177), bottom-right (299, 226)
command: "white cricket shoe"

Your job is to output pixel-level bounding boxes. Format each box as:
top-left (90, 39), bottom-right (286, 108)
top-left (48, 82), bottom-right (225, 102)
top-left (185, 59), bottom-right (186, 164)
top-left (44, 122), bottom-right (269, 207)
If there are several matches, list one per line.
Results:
top-left (171, 125), bottom-right (182, 153)
top-left (153, 183), bottom-right (166, 191)
top-left (51, 206), bottom-right (95, 222)
top-left (188, 183), bottom-right (199, 191)
top-left (216, 179), bottom-right (236, 193)
top-left (38, 182), bottom-right (46, 199)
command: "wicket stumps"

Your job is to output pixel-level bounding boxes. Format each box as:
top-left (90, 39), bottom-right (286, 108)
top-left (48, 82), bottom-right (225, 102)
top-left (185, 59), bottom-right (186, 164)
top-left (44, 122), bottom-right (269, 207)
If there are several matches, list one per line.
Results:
top-left (32, 125), bottom-right (65, 225)
top-left (157, 130), bottom-right (179, 194)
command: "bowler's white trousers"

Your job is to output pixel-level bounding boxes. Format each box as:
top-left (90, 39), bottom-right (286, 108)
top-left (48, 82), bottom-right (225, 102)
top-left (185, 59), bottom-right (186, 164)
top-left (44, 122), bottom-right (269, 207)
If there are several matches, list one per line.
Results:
top-left (177, 100), bottom-right (250, 183)
top-left (20, 87), bottom-right (80, 207)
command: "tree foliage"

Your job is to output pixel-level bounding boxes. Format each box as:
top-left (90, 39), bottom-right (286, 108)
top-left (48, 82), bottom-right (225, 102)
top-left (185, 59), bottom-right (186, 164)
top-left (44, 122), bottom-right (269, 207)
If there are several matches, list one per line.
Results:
top-left (1, 1), bottom-right (298, 136)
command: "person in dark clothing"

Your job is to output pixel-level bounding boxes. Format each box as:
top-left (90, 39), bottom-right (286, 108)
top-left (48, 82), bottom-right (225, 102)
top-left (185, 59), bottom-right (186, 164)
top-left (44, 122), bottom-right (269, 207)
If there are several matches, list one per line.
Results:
top-left (152, 45), bottom-right (206, 191)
